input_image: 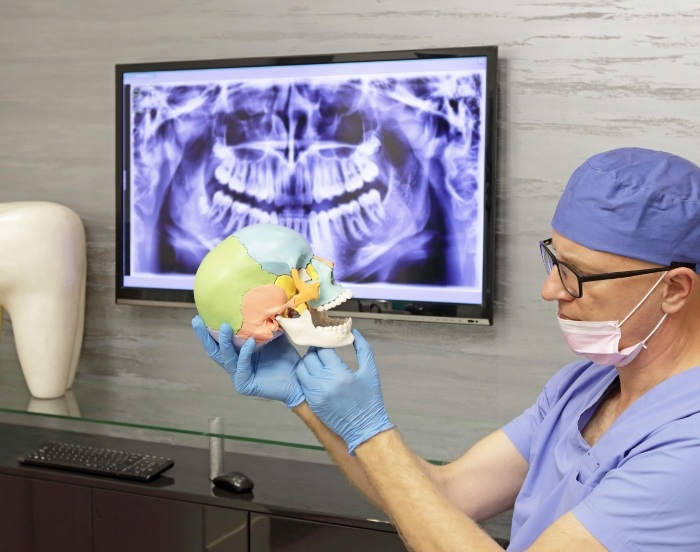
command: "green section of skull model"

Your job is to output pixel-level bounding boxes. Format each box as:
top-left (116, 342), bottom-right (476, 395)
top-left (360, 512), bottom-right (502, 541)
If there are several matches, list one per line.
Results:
top-left (193, 235), bottom-right (276, 333)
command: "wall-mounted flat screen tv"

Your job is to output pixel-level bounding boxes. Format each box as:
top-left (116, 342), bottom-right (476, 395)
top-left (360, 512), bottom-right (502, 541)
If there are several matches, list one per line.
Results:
top-left (116, 46), bottom-right (498, 324)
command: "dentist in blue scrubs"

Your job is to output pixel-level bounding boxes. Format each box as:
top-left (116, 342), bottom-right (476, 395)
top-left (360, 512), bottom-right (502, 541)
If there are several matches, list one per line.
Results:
top-left (194, 147), bottom-right (700, 551)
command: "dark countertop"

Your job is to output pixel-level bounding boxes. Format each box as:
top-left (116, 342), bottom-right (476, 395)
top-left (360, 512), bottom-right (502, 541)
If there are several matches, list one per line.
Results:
top-left (0, 421), bottom-right (396, 534)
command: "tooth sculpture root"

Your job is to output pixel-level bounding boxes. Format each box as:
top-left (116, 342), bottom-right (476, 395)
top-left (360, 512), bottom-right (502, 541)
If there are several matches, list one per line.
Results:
top-left (0, 202), bottom-right (86, 399)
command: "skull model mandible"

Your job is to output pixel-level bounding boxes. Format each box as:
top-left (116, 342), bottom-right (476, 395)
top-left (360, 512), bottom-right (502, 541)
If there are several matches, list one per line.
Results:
top-left (194, 223), bottom-right (354, 348)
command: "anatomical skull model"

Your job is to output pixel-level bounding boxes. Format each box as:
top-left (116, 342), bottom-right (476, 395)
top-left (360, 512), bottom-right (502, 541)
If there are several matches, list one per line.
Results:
top-left (194, 223), bottom-right (354, 348)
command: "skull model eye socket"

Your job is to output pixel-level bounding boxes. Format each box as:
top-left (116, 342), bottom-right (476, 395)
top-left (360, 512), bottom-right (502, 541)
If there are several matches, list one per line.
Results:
top-left (297, 266), bottom-right (315, 284)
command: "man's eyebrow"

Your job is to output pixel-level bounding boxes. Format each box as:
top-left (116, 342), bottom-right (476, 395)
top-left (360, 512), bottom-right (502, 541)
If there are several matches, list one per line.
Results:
top-left (553, 247), bottom-right (597, 275)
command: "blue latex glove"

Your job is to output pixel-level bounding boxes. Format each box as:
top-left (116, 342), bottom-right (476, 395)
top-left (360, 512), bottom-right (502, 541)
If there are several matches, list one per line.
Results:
top-left (297, 329), bottom-right (394, 454)
top-left (192, 315), bottom-right (304, 408)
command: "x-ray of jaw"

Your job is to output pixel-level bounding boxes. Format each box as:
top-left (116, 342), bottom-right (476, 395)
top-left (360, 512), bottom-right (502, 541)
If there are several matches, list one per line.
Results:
top-left (129, 72), bottom-right (484, 289)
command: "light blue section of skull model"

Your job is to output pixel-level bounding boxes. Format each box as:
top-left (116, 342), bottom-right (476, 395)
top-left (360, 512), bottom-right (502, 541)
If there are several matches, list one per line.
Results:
top-left (233, 223), bottom-right (314, 275)
top-left (308, 258), bottom-right (347, 309)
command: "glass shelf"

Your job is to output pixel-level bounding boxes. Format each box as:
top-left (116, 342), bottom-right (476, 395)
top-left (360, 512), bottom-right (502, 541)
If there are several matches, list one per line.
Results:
top-left (0, 353), bottom-right (324, 447)
top-left (0, 327), bottom-right (505, 464)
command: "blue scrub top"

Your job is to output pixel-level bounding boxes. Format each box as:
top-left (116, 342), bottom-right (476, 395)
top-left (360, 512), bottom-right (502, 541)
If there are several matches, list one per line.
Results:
top-left (502, 361), bottom-right (700, 551)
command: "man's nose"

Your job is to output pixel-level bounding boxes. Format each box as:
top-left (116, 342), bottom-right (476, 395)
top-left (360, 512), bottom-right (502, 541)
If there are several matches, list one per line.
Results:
top-left (541, 268), bottom-right (573, 302)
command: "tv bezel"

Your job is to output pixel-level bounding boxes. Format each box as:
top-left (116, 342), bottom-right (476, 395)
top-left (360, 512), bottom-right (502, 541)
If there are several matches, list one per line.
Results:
top-left (115, 46), bottom-right (498, 325)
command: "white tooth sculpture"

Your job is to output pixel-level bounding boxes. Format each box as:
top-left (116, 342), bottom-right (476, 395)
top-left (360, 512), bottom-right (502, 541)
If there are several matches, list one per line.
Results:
top-left (0, 202), bottom-right (86, 399)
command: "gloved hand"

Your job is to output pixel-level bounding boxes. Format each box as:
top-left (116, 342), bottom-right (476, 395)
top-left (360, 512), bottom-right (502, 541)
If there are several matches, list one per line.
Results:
top-left (297, 329), bottom-right (394, 454)
top-left (192, 315), bottom-right (304, 408)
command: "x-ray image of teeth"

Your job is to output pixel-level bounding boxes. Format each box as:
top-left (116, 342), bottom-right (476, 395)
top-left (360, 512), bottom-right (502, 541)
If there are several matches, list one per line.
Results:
top-left (129, 71), bottom-right (485, 287)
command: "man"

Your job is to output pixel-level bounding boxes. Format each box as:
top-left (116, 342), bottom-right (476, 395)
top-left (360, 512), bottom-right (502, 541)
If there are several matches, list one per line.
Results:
top-left (193, 147), bottom-right (700, 550)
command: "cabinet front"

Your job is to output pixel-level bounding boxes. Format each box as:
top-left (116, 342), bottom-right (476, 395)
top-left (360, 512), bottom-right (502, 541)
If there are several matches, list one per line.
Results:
top-left (93, 489), bottom-right (248, 552)
top-left (250, 513), bottom-right (407, 552)
top-left (0, 474), bottom-right (92, 552)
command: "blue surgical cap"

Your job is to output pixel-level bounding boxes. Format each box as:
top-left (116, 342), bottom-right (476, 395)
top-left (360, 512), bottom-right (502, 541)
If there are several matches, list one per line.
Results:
top-left (552, 147), bottom-right (700, 273)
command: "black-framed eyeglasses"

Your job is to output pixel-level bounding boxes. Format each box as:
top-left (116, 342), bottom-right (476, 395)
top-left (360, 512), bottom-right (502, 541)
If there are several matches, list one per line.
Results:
top-left (539, 238), bottom-right (696, 298)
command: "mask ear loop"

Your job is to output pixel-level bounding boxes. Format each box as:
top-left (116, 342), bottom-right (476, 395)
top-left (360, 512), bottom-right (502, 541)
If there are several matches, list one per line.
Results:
top-left (616, 272), bottom-right (668, 328)
top-left (638, 312), bottom-right (668, 350)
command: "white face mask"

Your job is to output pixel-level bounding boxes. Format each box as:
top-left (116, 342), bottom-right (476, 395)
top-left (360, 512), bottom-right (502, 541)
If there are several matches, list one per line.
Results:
top-left (557, 273), bottom-right (668, 367)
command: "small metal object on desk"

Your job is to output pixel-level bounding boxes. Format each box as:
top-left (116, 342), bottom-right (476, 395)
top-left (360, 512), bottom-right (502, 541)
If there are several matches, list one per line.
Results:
top-left (209, 417), bottom-right (224, 479)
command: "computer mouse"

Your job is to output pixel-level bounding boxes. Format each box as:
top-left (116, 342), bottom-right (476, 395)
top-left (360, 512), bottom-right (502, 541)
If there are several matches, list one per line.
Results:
top-left (212, 471), bottom-right (254, 494)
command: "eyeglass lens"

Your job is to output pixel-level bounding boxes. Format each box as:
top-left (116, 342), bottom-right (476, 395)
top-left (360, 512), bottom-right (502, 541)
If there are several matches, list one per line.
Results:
top-left (540, 241), bottom-right (580, 297)
top-left (539, 242), bottom-right (554, 273)
top-left (556, 264), bottom-right (580, 297)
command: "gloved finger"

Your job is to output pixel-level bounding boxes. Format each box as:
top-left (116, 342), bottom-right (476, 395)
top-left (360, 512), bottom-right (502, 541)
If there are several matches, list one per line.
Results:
top-left (305, 346), bottom-right (320, 363)
top-left (297, 356), bottom-right (332, 392)
top-left (314, 347), bottom-right (348, 373)
top-left (300, 348), bottom-right (327, 377)
top-left (296, 357), bottom-right (311, 386)
top-left (233, 337), bottom-right (257, 387)
top-left (192, 315), bottom-right (220, 357)
top-left (218, 324), bottom-right (238, 365)
top-left (351, 328), bottom-right (368, 348)
top-left (352, 328), bottom-right (376, 370)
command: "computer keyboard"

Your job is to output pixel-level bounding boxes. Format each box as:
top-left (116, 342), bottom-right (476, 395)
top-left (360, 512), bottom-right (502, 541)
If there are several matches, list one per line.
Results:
top-left (19, 441), bottom-right (174, 482)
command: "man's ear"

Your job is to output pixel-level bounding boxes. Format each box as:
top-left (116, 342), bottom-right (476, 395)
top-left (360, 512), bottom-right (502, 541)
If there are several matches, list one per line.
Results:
top-left (662, 268), bottom-right (697, 314)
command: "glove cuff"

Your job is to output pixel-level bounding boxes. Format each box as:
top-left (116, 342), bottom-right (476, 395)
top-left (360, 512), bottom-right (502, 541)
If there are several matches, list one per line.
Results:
top-left (347, 418), bottom-right (395, 455)
top-left (285, 390), bottom-right (306, 409)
